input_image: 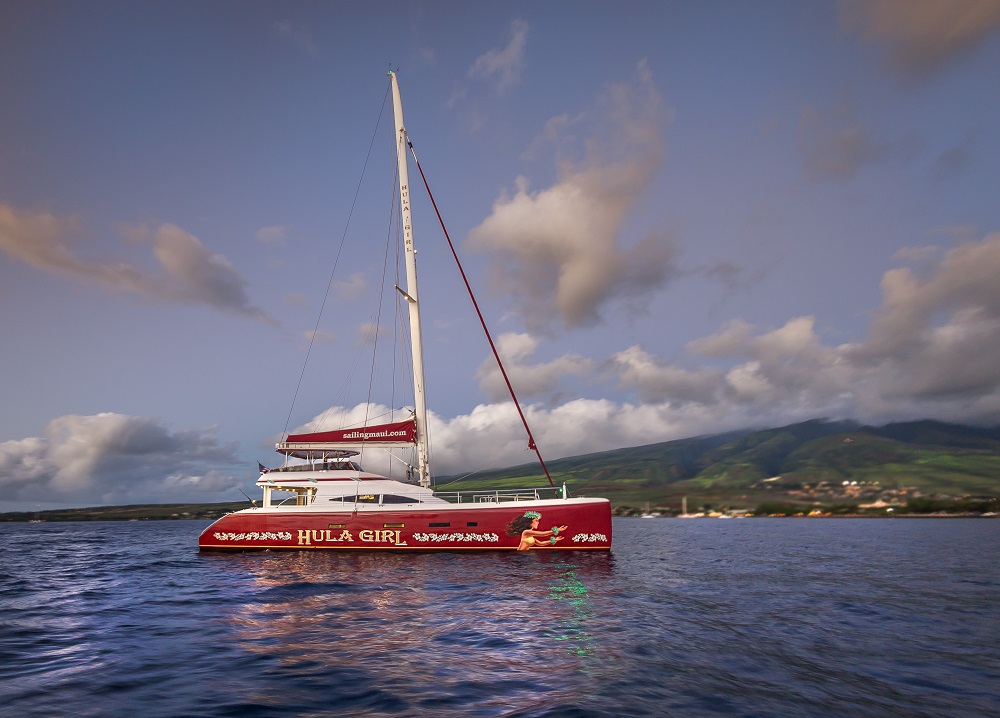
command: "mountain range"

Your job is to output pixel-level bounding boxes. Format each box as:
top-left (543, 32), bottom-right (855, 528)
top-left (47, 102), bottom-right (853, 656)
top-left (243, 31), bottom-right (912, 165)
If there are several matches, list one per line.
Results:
top-left (443, 419), bottom-right (1000, 509)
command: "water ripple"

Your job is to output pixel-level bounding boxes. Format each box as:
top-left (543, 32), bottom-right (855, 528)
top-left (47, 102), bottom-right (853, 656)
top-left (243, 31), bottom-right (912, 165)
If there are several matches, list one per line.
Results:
top-left (0, 519), bottom-right (997, 717)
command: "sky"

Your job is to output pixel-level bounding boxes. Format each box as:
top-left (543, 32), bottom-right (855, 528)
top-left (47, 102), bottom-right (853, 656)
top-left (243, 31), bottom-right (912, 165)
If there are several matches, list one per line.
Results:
top-left (2, 0), bottom-right (1000, 511)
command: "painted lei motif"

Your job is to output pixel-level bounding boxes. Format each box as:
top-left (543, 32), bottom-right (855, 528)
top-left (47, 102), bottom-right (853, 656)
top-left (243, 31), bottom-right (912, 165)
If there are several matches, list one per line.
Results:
top-left (412, 532), bottom-right (500, 543)
top-left (572, 533), bottom-right (608, 543)
top-left (213, 531), bottom-right (292, 541)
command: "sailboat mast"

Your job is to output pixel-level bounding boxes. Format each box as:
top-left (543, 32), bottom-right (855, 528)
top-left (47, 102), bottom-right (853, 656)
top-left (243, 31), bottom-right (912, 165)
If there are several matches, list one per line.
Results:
top-left (389, 71), bottom-right (431, 488)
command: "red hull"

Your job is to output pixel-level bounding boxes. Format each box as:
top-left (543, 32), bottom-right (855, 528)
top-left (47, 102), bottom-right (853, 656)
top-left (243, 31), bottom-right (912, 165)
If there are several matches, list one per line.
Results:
top-left (198, 499), bottom-right (611, 551)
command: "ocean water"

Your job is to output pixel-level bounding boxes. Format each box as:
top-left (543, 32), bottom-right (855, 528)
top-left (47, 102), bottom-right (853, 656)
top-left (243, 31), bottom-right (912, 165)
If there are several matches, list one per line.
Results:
top-left (0, 518), bottom-right (996, 717)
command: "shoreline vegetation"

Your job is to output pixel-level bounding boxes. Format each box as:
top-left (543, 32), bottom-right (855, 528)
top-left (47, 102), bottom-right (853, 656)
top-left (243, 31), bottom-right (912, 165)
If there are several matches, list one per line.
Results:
top-left (4, 418), bottom-right (998, 522)
top-left (1, 497), bottom-right (997, 523)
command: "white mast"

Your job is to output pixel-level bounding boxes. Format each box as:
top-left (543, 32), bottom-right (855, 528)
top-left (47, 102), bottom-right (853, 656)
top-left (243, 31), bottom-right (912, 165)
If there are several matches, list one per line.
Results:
top-left (389, 71), bottom-right (431, 488)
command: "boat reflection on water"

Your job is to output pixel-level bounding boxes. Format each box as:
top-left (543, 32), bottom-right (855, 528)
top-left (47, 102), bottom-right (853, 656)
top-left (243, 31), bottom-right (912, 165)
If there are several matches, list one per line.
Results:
top-left (205, 551), bottom-right (621, 711)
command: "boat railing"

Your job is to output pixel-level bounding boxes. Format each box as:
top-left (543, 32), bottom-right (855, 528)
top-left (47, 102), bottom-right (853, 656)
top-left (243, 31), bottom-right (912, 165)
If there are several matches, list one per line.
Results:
top-left (433, 486), bottom-right (565, 504)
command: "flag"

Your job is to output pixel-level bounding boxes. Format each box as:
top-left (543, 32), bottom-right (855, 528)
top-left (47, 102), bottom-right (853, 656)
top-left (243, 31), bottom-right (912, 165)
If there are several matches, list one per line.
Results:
top-left (258, 461), bottom-right (270, 474)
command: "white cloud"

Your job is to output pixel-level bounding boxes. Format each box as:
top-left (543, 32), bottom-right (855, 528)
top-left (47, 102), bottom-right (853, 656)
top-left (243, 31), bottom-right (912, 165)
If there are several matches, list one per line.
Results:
top-left (476, 332), bottom-right (593, 403)
top-left (610, 233), bottom-right (1000, 426)
top-left (850, 232), bottom-right (1000, 406)
top-left (0, 204), bottom-right (276, 324)
top-left (612, 316), bottom-right (854, 417)
top-left (841, 0), bottom-right (1000, 79)
top-left (152, 224), bottom-right (276, 323)
top-left (861, 233), bottom-right (1000, 357)
top-left (610, 346), bottom-right (724, 405)
top-left (467, 19), bottom-right (529, 92)
top-left (0, 204), bottom-right (144, 290)
top-left (294, 233), bottom-right (1000, 479)
top-left (0, 413), bottom-right (243, 507)
top-left (468, 62), bottom-right (677, 330)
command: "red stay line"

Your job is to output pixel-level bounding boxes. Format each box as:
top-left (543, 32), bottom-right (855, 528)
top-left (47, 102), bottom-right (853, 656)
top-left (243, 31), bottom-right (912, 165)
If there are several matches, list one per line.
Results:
top-left (407, 139), bottom-right (556, 489)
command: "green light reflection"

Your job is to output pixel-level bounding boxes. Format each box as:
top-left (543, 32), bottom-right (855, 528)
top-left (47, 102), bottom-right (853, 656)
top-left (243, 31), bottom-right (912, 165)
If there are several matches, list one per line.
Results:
top-left (547, 562), bottom-right (598, 659)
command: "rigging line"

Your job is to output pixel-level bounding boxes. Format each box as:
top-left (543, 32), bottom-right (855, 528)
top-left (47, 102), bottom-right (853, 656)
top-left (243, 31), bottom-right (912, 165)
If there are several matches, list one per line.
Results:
top-left (281, 83), bottom-right (391, 438)
top-left (363, 222), bottom-right (393, 422)
top-left (359, 139), bottom-right (402, 469)
top-left (406, 139), bottom-right (556, 488)
top-left (394, 265), bottom-right (420, 481)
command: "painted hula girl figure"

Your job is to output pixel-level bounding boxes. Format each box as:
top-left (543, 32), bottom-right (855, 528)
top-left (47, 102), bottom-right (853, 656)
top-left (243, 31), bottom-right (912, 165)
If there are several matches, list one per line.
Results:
top-left (505, 511), bottom-right (569, 551)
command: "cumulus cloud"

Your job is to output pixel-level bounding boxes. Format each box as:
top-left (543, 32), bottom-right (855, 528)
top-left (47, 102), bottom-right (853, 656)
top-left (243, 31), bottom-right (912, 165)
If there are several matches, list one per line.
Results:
top-left (841, 0), bottom-right (1000, 79)
top-left (609, 346), bottom-right (725, 405)
top-left (439, 233), bottom-right (1000, 465)
top-left (851, 232), bottom-right (1000, 400)
top-left (427, 397), bottom-right (814, 478)
top-left (467, 19), bottom-right (529, 92)
top-left (476, 332), bottom-right (594, 403)
top-left (0, 413), bottom-right (243, 507)
top-left (290, 400), bottom-right (705, 480)
top-left (468, 62), bottom-right (677, 330)
top-left (608, 316), bottom-right (853, 419)
top-left (152, 224), bottom-right (276, 323)
top-left (0, 204), bottom-right (146, 291)
top-left (0, 204), bottom-right (275, 323)
top-left (607, 233), bottom-right (1000, 427)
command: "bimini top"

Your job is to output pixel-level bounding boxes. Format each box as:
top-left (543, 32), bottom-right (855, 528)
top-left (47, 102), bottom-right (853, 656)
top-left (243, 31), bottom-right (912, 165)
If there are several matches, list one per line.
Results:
top-left (277, 419), bottom-right (417, 458)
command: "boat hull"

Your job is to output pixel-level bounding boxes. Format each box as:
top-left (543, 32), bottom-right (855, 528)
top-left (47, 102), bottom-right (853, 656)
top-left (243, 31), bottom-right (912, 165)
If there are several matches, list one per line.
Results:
top-left (198, 498), bottom-right (611, 551)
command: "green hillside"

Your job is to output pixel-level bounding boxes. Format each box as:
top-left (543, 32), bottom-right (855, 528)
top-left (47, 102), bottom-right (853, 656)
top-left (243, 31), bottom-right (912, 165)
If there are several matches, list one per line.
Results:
top-left (439, 419), bottom-right (1000, 512)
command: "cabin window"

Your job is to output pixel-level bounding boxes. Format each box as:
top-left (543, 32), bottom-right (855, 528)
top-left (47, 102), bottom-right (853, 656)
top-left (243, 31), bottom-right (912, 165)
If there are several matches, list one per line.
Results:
top-left (466, 522), bottom-right (478, 527)
top-left (381, 494), bottom-right (421, 504)
top-left (327, 495), bottom-right (386, 504)
top-left (321, 461), bottom-right (362, 471)
top-left (326, 494), bottom-right (421, 504)
top-left (429, 522), bottom-right (450, 527)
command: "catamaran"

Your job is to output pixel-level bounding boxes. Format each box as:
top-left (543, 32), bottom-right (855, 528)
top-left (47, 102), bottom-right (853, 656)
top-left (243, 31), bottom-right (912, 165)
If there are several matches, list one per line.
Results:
top-left (198, 72), bottom-right (612, 551)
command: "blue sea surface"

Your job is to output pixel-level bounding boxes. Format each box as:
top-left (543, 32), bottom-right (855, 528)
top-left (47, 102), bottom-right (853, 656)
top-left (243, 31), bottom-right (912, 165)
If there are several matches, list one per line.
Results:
top-left (0, 518), bottom-right (997, 717)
